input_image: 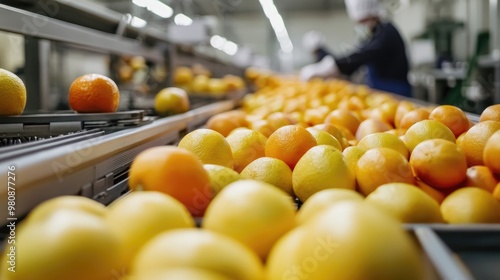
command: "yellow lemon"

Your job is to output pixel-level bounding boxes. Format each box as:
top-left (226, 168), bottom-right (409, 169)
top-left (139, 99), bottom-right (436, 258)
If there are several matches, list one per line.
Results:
top-left (240, 157), bottom-right (293, 196)
top-left (178, 129), bottom-right (234, 168)
top-left (105, 191), bottom-right (195, 267)
top-left (357, 132), bottom-right (409, 159)
top-left (203, 164), bottom-right (241, 195)
top-left (441, 187), bottom-right (500, 224)
top-left (403, 120), bottom-right (455, 152)
top-left (202, 180), bottom-right (296, 260)
top-left (226, 128), bottom-right (267, 172)
top-left (0, 68), bottom-right (26, 116)
top-left (365, 183), bottom-right (443, 223)
top-left (306, 128), bottom-right (342, 150)
top-left (342, 146), bottom-right (367, 175)
top-left (131, 229), bottom-right (264, 280)
top-left (154, 87), bottom-right (190, 116)
top-left (297, 189), bottom-right (363, 225)
top-left (293, 145), bottom-right (355, 202)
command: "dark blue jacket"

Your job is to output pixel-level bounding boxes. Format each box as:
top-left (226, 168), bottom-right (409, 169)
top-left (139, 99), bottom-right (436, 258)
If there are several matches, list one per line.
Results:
top-left (316, 22), bottom-right (412, 97)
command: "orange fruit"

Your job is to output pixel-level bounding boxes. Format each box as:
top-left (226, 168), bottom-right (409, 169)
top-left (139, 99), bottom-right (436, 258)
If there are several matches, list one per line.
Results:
top-left (312, 123), bottom-right (346, 146)
top-left (154, 87), bottom-right (190, 116)
top-left (240, 157), bottom-right (293, 196)
top-left (266, 112), bottom-right (295, 132)
top-left (128, 146), bottom-right (212, 217)
top-left (265, 125), bottom-right (317, 169)
top-left (415, 179), bottom-right (446, 204)
top-left (343, 146), bottom-right (367, 175)
top-left (429, 105), bottom-right (470, 138)
top-left (249, 119), bottom-right (273, 138)
top-left (460, 121), bottom-right (500, 166)
top-left (465, 166), bottom-right (499, 193)
top-left (173, 66), bottom-right (194, 85)
top-left (441, 187), bottom-right (500, 223)
top-left (357, 132), bottom-right (409, 159)
top-left (410, 139), bottom-right (467, 189)
top-left (403, 120), bottom-right (456, 152)
top-left (394, 101), bottom-right (416, 129)
top-left (324, 109), bottom-right (360, 135)
top-left (356, 147), bottom-right (415, 195)
top-left (68, 73), bottom-right (120, 113)
top-left (399, 108), bottom-right (430, 130)
top-left (0, 68), bottom-right (26, 116)
top-left (355, 118), bottom-right (393, 141)
top-left (484, 131), bottom-right (500, 174)
top-left (386, 128), bottom-right (407, 137)
top-left (480, 104), bottom-right (500, 122)
top-left (306, 128), bottom-right (343, 151)
top-left (206, 110), bottom-right (248, 137)
top-left (178, 129), bottom-right (234, 168)
top-left (369, 101), bottom-right (398, 126)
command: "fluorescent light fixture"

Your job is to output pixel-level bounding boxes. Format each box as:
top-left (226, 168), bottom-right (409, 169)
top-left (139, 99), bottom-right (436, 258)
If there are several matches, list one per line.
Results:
top-left (132, 0), bottom-right (173, 19)
top-left (130, 16), bottom-right (147, 28)
top-left (174, 13), bottom-right (193, 26)
top-left (210, 35), bottom-right (239, 56)
top-left (259, 0), bottom-right (293, 53)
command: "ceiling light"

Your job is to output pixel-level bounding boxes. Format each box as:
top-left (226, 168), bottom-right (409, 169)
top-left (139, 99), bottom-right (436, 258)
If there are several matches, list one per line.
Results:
top-left (174, 13), bottom-right (193, 26)
top-left (132, 0), bottom-right (173, 19)
top-left (259, 0), bottom-right (293, 53)
top-left (210, 35), bottom-right (239, 56)
top-left (130, 16), bottom-right (147, 28)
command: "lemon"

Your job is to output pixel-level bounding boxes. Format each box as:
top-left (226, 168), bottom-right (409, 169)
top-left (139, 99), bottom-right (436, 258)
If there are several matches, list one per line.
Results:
top-left (293, 145), bottom-right (355, 202)
top-left (297, 189), bottom-right (364, 224)
top-left (173, 66), bottom-right (193, 85)
top-left (131, 229), bottom-right (264, 280)
top-left (357, 132), bottom-right (409, 159)
top-left (342, 146), bottom-right (367, 175)
top-left (125, 268), bottom-right (231, 280)
top-left (25, 195), bottom-right (107, 222)
top-left (403, 120), bottom-right (456, 152)
top-left (441, 187), bottom-right (500, 224)
top-left (306, 128), bottom-right (342, 150)
top-left (105, 191), bottom-right (195, 267)
top-left (154, 87), bottom-right (190, 116)
top-left (1, 210), bottom-right (122, 280)
top-left (226, 128), bottom-right (267, 172)
top-left (266, 201), bottom-right (425, 280)
top-left (202, 180), bottom-right (296, 260)
top-left (203, 164), bottom-right (241, 194)
top-left (178, 129), bottom-right (234, 168)
top-left (240, 157), bottom-right (293, 196)
top-left (365, 183), bottom-right (443, 223)
top-left (0, 68), bottom-right (26, 116)
top-left (191, 75), bottom-right (210, 93)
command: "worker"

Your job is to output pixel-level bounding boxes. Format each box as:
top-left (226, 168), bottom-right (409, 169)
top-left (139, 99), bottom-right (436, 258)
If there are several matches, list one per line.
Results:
top-left (300, 0), bottom-right (412, 97)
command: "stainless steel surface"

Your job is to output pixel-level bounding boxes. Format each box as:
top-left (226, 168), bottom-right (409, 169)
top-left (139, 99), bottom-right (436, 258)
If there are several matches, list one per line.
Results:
top-left (0, 4), bottom-right (164, 62)
top-left (0, 110), bottom-right (145, 124)
top-left (414, 227), bottom-right (475, 280)
top-left (0, 100), bottom-right (235, 224)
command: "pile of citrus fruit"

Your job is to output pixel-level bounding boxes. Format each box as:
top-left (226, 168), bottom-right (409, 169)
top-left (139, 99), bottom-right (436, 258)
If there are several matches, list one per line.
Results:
top-left (3, 74), bottom-right (500, 280)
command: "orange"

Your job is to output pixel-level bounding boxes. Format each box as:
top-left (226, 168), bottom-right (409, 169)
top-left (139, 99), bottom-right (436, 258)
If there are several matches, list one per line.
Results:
top-left (324, 109), bottom-right (360, 135)
top-left (398, 108), bottom-right (430, 130)
top-left (178, 129), bottom-right (234, 168)
top-left (479, 104), bottom-right (500, 122)
top-left (68, 73), bottom-right (120, 113)
top-left (356, 147), bottom-right (415, 195)
top-left (394, 101), bottom-right (416, 129)
top-left (386, 128), bottom-right (407, 137)
top-left (306, 128), bottom-right (343, 151)
top-left (410, 139), bottom-right (467, 189)
top-left (154, 87), bottom-right (190, 116)
top-left (343, 146), bottom-right (367, 175)
top-left (415, 179), bottom-right (446, 204)
top-left (173, 66), bottom-right (194, 85)
top-left (266, 112), bottom-right (296, 132)
top-left (206, 110), bottom-right (248, 137)
top-left (357, 132), bottom-right (409, 159)
top-left (465, 165), bottom-right (499, 193)
top-left (265, 125), bottom-right (317, 169)
top-left (355, 118), bottom-right (393, 141)
top-left (240, 157), bottom-right (293, 196)
top-left (429, 105), bottom-right (470, 138)
top-left (441, 187), bottom-right (500, 223)
top-left (312, 123), bottom-right (346, 146)
top-left (369, 100), bottom-right (398, 126)
top-left (484, 131), bottom-right (500, 174)
top-left (460, 121), bottom-right (500, 166)
top-left (403, 120), bottom-right (456, 152)
top-left (249, 119), bottom-right (273, 138)
top-left (0, 68), bottom-right (26, 116)
top-left (128, 146), bottom-right (212, 217)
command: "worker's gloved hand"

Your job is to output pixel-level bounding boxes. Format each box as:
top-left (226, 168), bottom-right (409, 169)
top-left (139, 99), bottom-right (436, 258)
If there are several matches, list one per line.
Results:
top-left (299, 55), bottom-right (338, 81)
top-left (302, 30), bottom-right (326, 52)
